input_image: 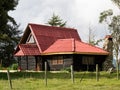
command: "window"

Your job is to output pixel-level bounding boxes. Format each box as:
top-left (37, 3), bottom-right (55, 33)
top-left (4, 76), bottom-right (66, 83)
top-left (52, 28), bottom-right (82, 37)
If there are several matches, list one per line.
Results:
top-left (52, 57), bottom-right (58, 65)
top-left (51, 56), bottom-right (63, 65)
top-left (26, 34), bottom-right (35, 43)
top-left (57, 56), bottom-right (63, 64)
top-left (82, 56), bottom-right (94, 65)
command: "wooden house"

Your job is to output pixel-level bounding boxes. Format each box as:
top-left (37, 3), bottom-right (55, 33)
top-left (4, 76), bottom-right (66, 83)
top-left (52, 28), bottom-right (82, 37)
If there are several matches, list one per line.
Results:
top-left (14, 23), bottom-right (109, 71)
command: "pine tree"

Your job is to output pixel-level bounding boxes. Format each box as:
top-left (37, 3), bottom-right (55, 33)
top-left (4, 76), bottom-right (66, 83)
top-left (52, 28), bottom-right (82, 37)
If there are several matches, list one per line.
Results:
top-left (47, 13), bottom-right (66, 27)
top-left (0, 0), bottom-right (21, 67)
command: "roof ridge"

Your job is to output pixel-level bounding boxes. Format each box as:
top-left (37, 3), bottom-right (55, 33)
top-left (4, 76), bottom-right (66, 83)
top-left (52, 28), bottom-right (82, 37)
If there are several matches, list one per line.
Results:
top-left (28, 23), bottom-right (77, 31)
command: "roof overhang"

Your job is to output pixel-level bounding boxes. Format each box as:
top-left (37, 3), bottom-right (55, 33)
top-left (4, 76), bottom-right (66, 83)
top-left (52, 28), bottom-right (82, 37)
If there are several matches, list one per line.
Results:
top-left (41, 51), bottom-right (109, 56)
top-left (14, 44), bottom-right (40, 56)
top-left (42, 39), bottom-right (109, 56)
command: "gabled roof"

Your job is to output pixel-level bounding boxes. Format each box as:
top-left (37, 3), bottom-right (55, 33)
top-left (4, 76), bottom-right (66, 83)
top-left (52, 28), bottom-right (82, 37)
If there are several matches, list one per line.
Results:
top-left (42, 38), bottom-right (109, 55)
top-left (14, 23), bottom-right (109, 56)
top-left (19, 23), bottom-right (81, 52)
top-left (29, 24), bottom-right (81, 52)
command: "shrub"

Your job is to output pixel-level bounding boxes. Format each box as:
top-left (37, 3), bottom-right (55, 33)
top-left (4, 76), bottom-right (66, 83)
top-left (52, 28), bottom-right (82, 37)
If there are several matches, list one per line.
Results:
top-left (11, 63), bottom-right (18, 70)
top-left (0, 66), bottom-right (3, 70)
top-left (61, 67), bottom-right (71, 72)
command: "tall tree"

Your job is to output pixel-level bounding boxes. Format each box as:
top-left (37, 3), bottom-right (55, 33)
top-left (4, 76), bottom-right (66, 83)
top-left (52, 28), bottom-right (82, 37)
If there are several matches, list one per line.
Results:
top-left (47, 13), bottom-right (66, 27)
top-left (88, 26), bottom-right (102, 46)
top-left (0, 0), bottom-right (21, 67)
top-left (99, 0), bottom-right (120, 79)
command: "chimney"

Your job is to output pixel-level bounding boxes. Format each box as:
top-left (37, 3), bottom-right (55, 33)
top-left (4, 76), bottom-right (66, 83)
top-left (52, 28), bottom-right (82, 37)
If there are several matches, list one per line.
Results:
top-left (103, 35), bottom-right (114, 71)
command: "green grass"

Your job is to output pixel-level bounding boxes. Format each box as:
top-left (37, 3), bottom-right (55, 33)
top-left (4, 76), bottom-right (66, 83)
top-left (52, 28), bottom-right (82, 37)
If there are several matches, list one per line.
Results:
top-left (0, 71), bottom-right (120, 90)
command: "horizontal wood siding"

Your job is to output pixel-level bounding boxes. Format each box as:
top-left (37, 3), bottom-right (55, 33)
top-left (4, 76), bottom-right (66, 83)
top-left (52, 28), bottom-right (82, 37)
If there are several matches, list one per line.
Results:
top-left (50, 64), bottom-right (63, 71)
top-left (20, 56), bottom-right (27, 70)
top-left (18, 55), bottom-right (106, 71)
top-left (46, 55), bottom-right (73, 71)
top-left (63, 58), bottom-right (72, 68)
top-left (19, 56), bottom-right (36, 70)
top-left (28, 56), bottom-right (36, 70)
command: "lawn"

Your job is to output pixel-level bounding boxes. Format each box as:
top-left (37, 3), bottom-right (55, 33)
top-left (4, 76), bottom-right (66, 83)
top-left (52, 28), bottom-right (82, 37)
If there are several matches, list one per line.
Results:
top-left (0, 71), bottom-right (120, 90)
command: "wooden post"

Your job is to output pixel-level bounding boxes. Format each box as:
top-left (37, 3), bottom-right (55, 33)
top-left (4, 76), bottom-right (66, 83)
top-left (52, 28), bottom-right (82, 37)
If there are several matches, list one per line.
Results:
top-left (7, 70), bottom-right (12, 89)
top-left (26, 56), bottom-right (28, 70)
top-left (71, 65), bottom-right (74, 83)
top-left (45, 61), bottom-right (47, 86)
top-left (116, 62), bottom-right (119, 80)
top-left (96, 64), bottom-right (99, 81)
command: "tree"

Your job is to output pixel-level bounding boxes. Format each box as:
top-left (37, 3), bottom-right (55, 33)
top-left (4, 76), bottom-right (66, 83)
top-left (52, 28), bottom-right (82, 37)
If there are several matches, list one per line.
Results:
top-left (112, 0), bottom-right (120, 8)
top-left (47, 13), bottom-right (66, 27)
top-left (0, 0), bottom-right (21, 67)
top-left (88, 26), bottom-right (102, 46)
top-left (99, 0), bottom-right (120, 79)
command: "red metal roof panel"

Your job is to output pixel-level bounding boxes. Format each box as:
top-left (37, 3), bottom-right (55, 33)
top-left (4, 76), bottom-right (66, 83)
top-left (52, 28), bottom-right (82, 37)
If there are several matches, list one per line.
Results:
top-left (15, 44), bottom-right (40, 56)
top-left (43, 39), bottom-right (73, 53)
top-left (75, 40), bottom-right (109, 55)
top-left (15, 24), bottom-right (108, 56)
top-left (43, 38), bottom-right (109, 55)
top-left (29, 24), bottom-right (81, 52)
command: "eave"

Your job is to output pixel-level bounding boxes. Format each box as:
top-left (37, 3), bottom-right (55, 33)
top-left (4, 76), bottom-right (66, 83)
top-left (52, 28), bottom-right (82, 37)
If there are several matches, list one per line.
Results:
top-left (41, 51), bottom-right (109, 56)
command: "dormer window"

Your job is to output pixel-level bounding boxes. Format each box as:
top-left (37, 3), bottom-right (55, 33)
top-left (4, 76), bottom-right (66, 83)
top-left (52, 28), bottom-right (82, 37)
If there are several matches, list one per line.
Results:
top-left (26, 33), bottom-right (35, 44)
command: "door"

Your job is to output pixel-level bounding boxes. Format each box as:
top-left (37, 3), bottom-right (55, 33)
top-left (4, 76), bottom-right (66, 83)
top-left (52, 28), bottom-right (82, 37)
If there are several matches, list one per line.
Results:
top-left (36, 56), bottom-right (43, 71)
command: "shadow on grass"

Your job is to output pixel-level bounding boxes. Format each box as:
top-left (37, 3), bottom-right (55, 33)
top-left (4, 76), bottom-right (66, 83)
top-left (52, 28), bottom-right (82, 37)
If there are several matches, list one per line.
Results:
top-left (0, 71), bottom-right (117, 80)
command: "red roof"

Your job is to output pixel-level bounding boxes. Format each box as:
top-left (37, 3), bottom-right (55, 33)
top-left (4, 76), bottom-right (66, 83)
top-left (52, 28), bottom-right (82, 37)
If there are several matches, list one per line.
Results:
top-left (14, 23), bottom-right (109, 56)
top-left (15, 44), bottom-right (40, 56)
top-left (43, 38), bottom-right (109, 55)
top-left (29, 24), bottom-right (81, 52)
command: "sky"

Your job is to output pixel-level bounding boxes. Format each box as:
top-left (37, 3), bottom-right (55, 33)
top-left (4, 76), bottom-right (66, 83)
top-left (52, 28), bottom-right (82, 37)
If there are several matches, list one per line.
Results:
top-left (9, 0), bottom-right (120, 43)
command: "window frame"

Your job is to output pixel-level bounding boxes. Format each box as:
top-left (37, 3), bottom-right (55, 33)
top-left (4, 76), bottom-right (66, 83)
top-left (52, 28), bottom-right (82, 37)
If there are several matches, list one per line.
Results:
top-left (50, 56), bottom-right (63, 65)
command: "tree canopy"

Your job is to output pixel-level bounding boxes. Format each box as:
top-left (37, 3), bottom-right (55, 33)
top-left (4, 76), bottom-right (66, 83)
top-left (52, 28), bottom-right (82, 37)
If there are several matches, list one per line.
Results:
top-left (99, 0), bottom-right (120, 79)
top-left (47, 13), bottom-right (66, 27)
top-left (0, 0), bottom-right (21, 67)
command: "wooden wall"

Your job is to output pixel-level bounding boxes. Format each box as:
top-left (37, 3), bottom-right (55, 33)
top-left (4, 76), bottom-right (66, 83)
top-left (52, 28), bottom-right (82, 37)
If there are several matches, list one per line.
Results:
top-left (18, 56), bottom-right (36, 70)
top-left (18, 54), bottom-right (106, 71)
top-left (46, 55), bottom-right (73, 71)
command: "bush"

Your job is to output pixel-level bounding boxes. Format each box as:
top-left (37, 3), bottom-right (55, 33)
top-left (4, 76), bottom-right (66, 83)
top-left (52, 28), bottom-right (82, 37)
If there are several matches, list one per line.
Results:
top-left (0, 66), bottom-right (3, 70)
top-left (61, 67), bottom-right (71, 72)
top-left (11, 63), bottom-right (18, 70)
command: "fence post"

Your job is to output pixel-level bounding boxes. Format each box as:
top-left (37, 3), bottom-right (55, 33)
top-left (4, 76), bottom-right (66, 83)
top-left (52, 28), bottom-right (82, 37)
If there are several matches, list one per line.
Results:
top-left (7, 70), bottom-right (12, 89)
top-left (71, 65), bottom-right (74, 83)
top-left (45, 61), bottom-right (47, 86)
top-left (96, 64), bottom-right (99, 81)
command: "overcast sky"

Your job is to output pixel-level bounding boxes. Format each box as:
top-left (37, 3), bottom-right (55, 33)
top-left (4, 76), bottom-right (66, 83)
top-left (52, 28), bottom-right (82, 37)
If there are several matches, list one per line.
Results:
top-left (9, 0), bottom-right (120, 42)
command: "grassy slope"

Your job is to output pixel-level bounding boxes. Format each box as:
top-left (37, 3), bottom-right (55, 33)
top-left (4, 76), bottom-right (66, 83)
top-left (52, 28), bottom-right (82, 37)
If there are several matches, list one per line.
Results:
top-left (0, 71), bottom-right (120, 90)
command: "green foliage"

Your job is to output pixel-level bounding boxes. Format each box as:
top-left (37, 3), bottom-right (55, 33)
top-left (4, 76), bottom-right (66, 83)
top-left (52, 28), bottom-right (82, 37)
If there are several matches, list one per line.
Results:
top-left (61, 67), bottom-right (71, 72)
top-left (89, 39), bottom-right (103, 46)
top-left (0, 0), bottom-right (21, 67)
top-left (11, 63), bottom-right (18, 70)
top-left (47, 13), bottom-right (66, 27)
top-left (99, 0), bottom-right (120, 79)
top-left (0, 66), bottom-right (3, 70)
top-left (112, 0), bottom-right (120, 8)
top-left (99, 9), bottom-right (113, 23)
